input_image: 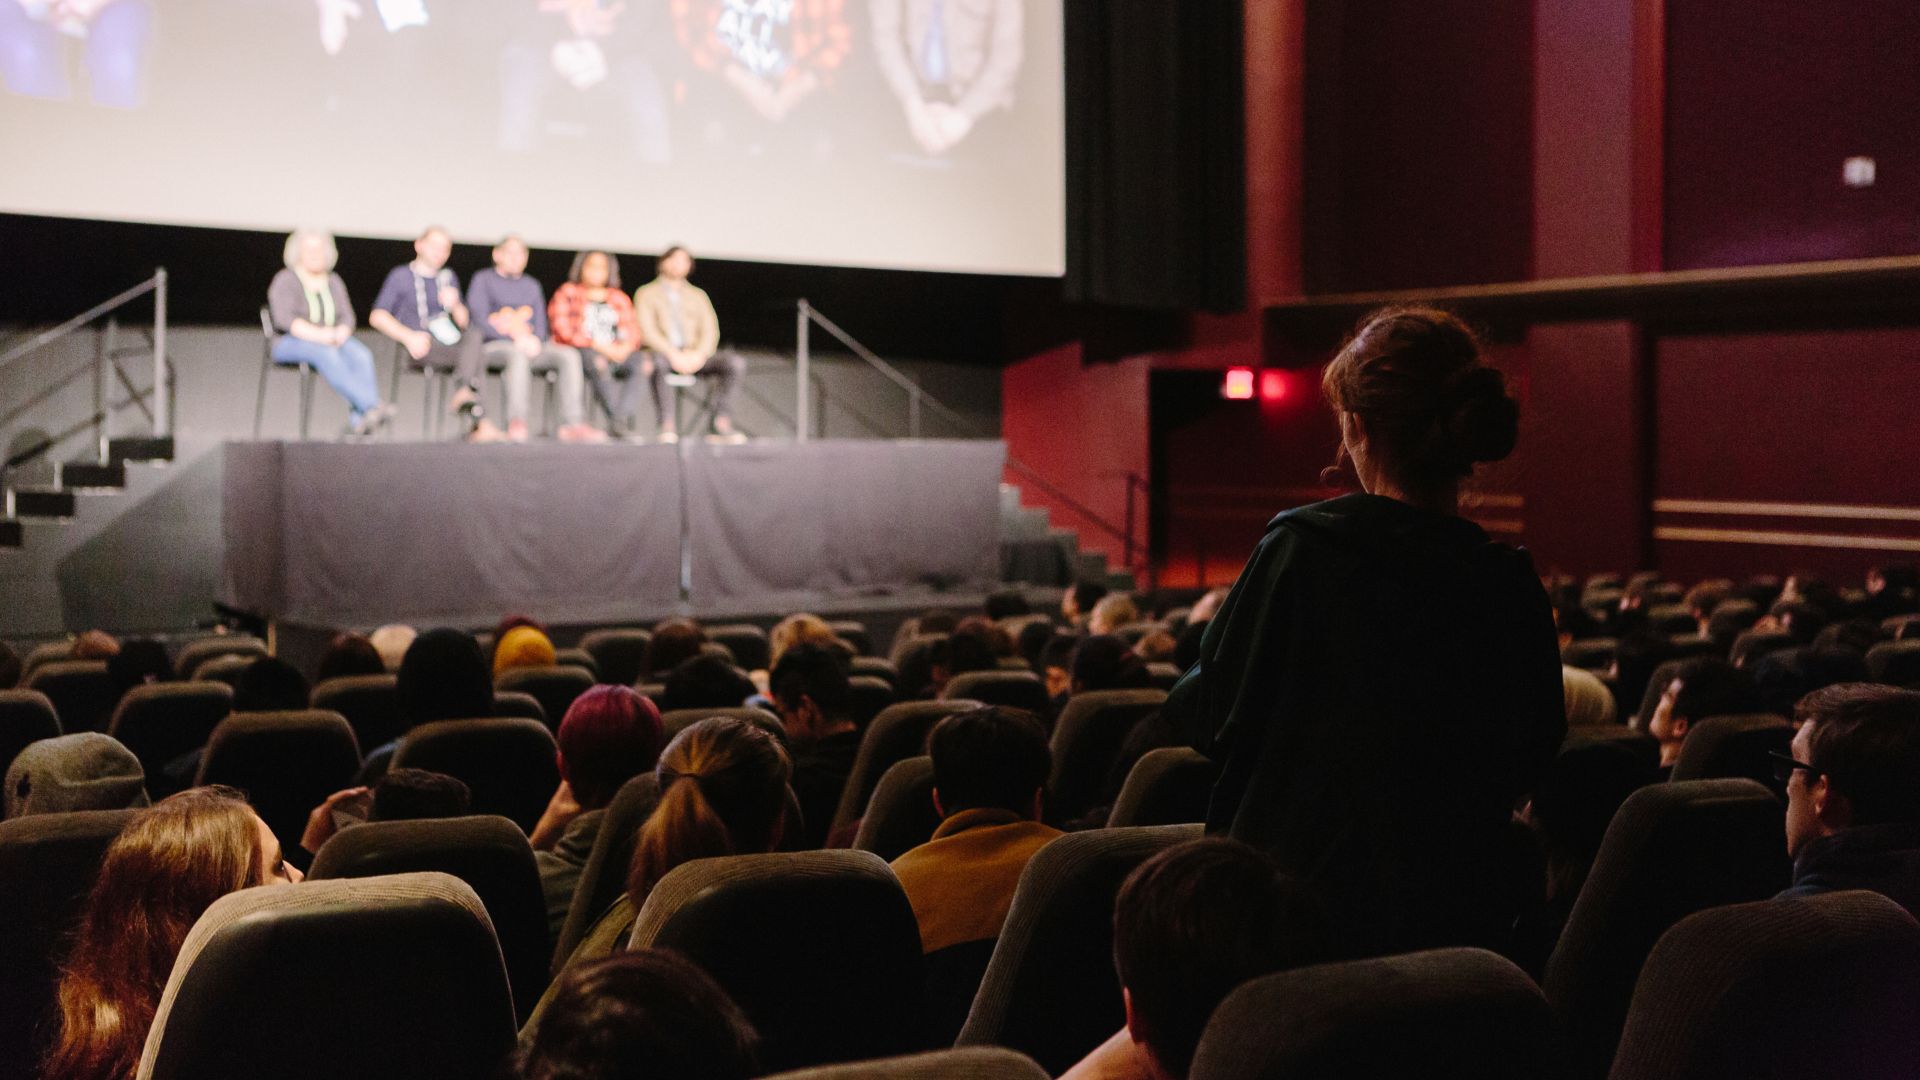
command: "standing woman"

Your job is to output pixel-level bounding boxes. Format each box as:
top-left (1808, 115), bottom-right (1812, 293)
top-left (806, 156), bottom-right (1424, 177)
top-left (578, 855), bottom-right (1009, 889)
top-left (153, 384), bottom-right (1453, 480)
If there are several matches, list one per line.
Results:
top-left (549, 251), bottom-right (648, 438)
top-left (267, 229), bottom-right (395, 437)
top-left (1168, 307), bottom-right (1564, 957)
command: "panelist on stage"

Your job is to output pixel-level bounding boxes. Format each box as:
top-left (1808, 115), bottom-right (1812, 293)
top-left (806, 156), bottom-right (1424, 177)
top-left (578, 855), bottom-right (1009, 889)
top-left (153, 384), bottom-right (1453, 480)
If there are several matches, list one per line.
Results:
top-left (635, 246), bottom-right (746, 444)
top-left (548, 250), bottom-right (646, 440)
top-left (267, 229), bottom-right (396, 437)
top-left (463, 235), bottom-right (601, 443)
top-left (368, 225), bottom-right (484, 435)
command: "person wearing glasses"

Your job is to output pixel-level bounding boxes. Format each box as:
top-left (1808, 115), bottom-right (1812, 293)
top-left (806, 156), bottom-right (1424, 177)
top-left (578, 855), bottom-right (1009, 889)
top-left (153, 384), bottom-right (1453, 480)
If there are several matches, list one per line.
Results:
top-left (1775, 683), bottom-right (1920, 915)
top-left (1165, 307), bottom-right (1565, 959)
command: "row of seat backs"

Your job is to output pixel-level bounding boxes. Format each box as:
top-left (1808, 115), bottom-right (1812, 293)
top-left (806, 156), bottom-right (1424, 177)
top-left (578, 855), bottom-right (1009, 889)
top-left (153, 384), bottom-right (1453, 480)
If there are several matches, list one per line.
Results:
top-left (15, 635), bottom-right (265, 686)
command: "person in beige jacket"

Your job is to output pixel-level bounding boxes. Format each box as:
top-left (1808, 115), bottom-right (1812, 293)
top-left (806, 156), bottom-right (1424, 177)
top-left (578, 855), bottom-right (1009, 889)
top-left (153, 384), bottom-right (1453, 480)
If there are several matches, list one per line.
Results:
top-left (633, 246), bottom-right (747, 443)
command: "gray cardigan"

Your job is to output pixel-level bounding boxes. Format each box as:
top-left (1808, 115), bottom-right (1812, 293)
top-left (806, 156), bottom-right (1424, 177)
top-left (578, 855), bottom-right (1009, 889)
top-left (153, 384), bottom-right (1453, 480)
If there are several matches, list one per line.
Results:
top-left (267, 269), bottom-right (355, 338)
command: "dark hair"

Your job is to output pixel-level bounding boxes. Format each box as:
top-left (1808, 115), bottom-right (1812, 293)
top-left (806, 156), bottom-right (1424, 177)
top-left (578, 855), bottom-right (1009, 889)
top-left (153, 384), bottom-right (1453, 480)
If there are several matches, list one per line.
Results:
top-left (1039, 632), bottom-right (1081, 673)
top-left (628, 718), bottom-right (791, 903)
top-left (928, 707), bottom-right (1050, 815)
top-left (370, 768), bottom-right (472, 821)
top-left (1072, 580), bottom-right (1109, 618)
top-left (107, 638), bottom-right (174, 692)
top-left (917, 611), bottom-right (959, 636)
top-left (568, 249), bottom-right (623, 290)
top-left (1813, 619), bottom-right (1881, 657)
top-left (1113, 838), bottom-right (1334, 1077)
top-left (1704, 600), bottom-right (1762, 648)
top-left (769, 643), bottom-right (852, 719)
top-left (1527, 742), bottom-right (1658, 902)
top-left (953, 616), bottom-right (1016, 658)
top-left (1799, 683), bottom-right (1920, 826)
top-left (232, 657), bottom-right (309, 713)
top-left (660, 654), bottom-right (756, 712)
top-left (1016, 619), bottom-right (1056, 672)
top-left (1683, 580), bottom-right (1734, 619)
top-left (1770, 599), bottom-right (1830, 644)
top-left (1321, 306), bottom-right (1519, 494)
top-left (943, 623), bottom-right (1003, 675)
top-left (656, 244), bottom-right (693, 272)
top-left (397, 629), bottom-right (493, 727)
top-left (559, 686), bottom-right (666, 809)
top-left (518, 950), bottom-right (759, 1080)
top-left (1669, 657), bottom-right (1761, 723)
top-left (645, 619), bottom-right (708, 678)
top-left (1752, 646), bottom-right (1870, 718)
top-left (985, 590), bottom-right (1032, 620)
top-left (1071, 635), bottom-right (1150, 692)
top-left (316, 633), bottom-right (386, 684)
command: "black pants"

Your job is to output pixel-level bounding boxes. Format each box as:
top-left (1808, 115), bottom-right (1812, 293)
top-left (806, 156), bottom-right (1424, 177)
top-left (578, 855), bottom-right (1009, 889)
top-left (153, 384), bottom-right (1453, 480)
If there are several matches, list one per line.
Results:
top-left (584, 349), bottom-right (648, 432)
top-left (649, 349), bottom-right (744, 432)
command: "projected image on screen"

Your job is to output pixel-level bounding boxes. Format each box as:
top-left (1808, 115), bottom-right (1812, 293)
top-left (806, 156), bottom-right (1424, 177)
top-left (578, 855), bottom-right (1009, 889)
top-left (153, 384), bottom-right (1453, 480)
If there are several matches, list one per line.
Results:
top-left (0, 0), bottom-right (1064, 275)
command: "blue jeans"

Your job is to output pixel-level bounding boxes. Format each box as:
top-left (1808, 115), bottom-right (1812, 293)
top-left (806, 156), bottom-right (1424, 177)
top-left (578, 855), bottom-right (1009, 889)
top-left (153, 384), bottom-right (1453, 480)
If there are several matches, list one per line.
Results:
top-left (273, 336), bottom-right (381, 420)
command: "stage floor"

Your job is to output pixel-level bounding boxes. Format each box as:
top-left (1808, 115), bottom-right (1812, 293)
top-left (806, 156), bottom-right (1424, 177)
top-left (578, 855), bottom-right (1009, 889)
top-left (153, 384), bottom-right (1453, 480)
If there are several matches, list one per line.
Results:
top-left (220, 439), bottom-right (1006, 628)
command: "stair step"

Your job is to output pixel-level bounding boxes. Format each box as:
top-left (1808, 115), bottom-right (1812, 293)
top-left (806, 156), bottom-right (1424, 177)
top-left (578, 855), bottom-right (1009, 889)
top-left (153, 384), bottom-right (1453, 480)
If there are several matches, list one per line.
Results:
top-left (0, 519), bottom-right (20, 549)
top-left (108, 436), bottom-right (175, 464)
top-left (62, 459), bottom-right (127, 491)
top-left (11, 489), bottom-right (76, 520)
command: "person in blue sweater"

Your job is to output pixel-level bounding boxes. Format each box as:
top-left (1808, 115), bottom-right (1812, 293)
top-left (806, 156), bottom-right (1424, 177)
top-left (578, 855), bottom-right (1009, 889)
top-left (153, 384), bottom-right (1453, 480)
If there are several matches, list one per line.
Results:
top-left (463, 235), bottom-right (601, 442)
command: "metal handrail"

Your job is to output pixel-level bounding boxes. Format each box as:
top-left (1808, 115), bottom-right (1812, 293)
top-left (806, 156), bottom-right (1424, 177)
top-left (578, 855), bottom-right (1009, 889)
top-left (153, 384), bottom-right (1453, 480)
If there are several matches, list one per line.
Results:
top-left (0, 274), bottom-right (159, 371)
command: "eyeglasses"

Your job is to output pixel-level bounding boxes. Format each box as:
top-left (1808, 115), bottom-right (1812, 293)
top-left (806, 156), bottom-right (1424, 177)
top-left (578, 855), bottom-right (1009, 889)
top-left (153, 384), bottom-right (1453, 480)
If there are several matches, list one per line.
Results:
top-left (1768, 750), bottom-right (1825, 785)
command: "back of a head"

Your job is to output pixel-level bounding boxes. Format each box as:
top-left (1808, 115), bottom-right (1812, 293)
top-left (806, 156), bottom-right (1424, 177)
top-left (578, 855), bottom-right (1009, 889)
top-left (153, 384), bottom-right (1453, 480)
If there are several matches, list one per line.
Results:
top-left (627, 717), bottom-right (791, 904)
top-left (646, 619), bottom-right (708, 677)
top-left (928, 706), bottom-right (1050, 817)
top-left (954, 616), bottom-right (1017, 658)
top-left (1040, 632), bottom-right (1082, 675)
top-left (768, 613), bottom-right (842, 672)
top-left (1799, 683), bottom-right (1920, 827)
top-left (559, 686), bottom-right (666, 810)
top-left (232, 656), bottom-right (310, 713)
top-left (5, 732), bottom-right (150, 818)
top-left (985, 589), bottom-right (1032, 621)
top-left (71, 630), bottom-right (121, 662)
top-left (1321, 306), bottom-right (1520, 495)
top-left (371, 767), bottom-right (472, 821)
top-left (107, 638), bottom-right (174, 692)
top-left (769, 642), bottom-right (852, 719)
top-left (1072, 581), bottom-right (1110, 620)
top-left (316, 632), bottom-right (386, 684)
top-left (369, 624), bottom-right (417, 673)
top-left (397, 629), bottom-right (493, 727)
top-left (1771, 599), bottom-right (1831, 643)
top-left (1705, 600), bottom-right (1762, 646)
top-left (1683, 580), bottom-right (1735, 619)
top-left (660, 654), bottom-right (756, 712)
top-left (518, 950), bottom-right (760, 1080)
top-left (1114, 837), bottom-right (1336, 1078)
top-left (944, 626), bottom-right (1002, 677)
top-left (1671, 657), bottom-right (1761, 722)
top-left (494, 625), bottom-right (558, 677)
top-left (1088, 594), bottom-right (1140, 635)
top-left (1016, 620), bottom-right (1056, 671)
top-left (1753, 646), bottom-right (1870, 718)
top-left (918, 611), bottom-right (960, 636)
top-left (1071, 635), bottom-right (1150, 693)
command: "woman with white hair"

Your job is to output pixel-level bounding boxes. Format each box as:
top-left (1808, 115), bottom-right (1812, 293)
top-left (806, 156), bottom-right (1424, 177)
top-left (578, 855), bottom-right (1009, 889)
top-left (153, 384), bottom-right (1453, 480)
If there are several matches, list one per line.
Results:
top-left (266, 228), bottom-right (395, 436)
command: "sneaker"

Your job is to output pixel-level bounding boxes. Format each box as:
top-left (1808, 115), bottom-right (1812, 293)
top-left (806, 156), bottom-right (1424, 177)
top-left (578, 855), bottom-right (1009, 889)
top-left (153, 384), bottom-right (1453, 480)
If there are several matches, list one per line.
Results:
top-left (658, 430), bottom-right (680, 445)
top-left (705, 430), bottom-right (748, 445)
top-left (557, 423), bottom-right (608, 444)
top-left (506, 419), bottom-right (530, 443)
top-left (467, 419), bottom-right (507, 443)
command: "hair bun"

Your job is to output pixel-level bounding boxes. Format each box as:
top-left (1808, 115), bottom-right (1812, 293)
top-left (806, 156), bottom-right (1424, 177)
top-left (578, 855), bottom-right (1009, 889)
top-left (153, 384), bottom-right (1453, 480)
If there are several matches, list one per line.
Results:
top-left (1441, 366), bottom-right (1519, 466)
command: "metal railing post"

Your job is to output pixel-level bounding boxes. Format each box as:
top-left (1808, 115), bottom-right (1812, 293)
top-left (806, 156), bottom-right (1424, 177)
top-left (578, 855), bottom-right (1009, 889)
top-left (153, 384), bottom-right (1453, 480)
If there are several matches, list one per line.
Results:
top-left (908, 388), bottom-right (921, 439)
top-left (152, 268), bottom-right (169, 438)
top-left (794, 299), bottom-right (810, 443)
top-left (94, 317), bottom-right (111, 464)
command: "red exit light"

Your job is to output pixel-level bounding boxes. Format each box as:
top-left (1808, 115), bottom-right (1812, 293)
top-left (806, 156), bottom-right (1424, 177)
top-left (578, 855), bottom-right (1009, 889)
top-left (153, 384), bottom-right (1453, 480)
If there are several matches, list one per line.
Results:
top-left (1222, 367), bottom-right (1255, 400)
top-left (1260, 370), bottom-right (1288, 402)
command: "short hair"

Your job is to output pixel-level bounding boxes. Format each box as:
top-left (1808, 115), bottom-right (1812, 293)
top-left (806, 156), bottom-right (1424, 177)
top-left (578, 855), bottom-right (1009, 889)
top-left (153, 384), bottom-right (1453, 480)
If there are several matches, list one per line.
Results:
top-left (657, 244), bottom-right (693, 271)
top-left (928, 707), bottom-right (1051, 814)
top-left (282, 229), bottom-right (338, 272)
top-left (1704, 600), bottom-right (1762, 646)
top-left (232, 657), bottom-right (310, 713)
top-left (494, 233), bottom-right (526, 252)
top-left (1770, 599), bottom-right (1830, 643)
top-left (316, 633), bottom-right (385, 684)
top-left (517, 950), bottom-right (759, 1080)
top-left (645, 618), bottom-right (706, 677)
top-left (938, 628), bottom-right (1000, 678)
top-left (417, 224), bottom-right (450, 243)
top-left (769, 643), bottom-right (852, 718)
top-left (1039, 632), bottom-right (1081, 673)
top-left (1683, 579), bottom-right (1734, 617)
top-left (371, 768), bottom-right (471, 821)
top-left (1799, 684), bottom-right (1920, 825)
top-left (1088, 594), bottom-right (1139, 634)
top-left (985, 590), bottom-right (1031, 620)
top-left (568, 249), bottom-right (623, 290)
top-left (1072, 580), bottom-right (1110, 617)
top-left (1113, 838), bottom-right (1335, 1077)
top-left (1071, 635), bottom-right (1150, 692)
top-left (1669, 657), bottom-right (1760, 723)
top-left (1016, 619), bottom-right (1056, 671)
top-left (558, 686), bottom-right (666, 809)
top-left (659, 654), bottom-right (755, 712)
top-left (1752, 646), bottom-right (1870, 718)
top-left (107, 638), bottom-right (173, 692)
top-left (953, 616), bottom-right (1015, 658)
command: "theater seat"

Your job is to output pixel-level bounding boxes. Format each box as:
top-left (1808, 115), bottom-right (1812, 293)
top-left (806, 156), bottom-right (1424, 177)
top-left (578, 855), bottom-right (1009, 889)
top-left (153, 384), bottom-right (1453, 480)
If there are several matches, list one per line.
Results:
top-left (660, 706), bottom-right (785, 743)
top-left (1634, 659), bottom-right (1686, 729)
top-left (25, 659), bottom-right (119, 734)
top-left (495, 665), bottom-right (595, 732)
top-left (831, 700), bottom-right (979, 837)
top-left (829, 621), bottom-right (874, 657)
top-left (1563, 638), bottom-right (1619, 672)
top-left (109, 681), bottom-right (235, 796)
top-left (1544, 779), bottom-right (1790, 1080)
top-left (1644, 605), bottom-right (1697, 636)
top-left (173, 635), bottom-right (267, 680)
top-left (194, 710), bottom-right (360, 862)
top-left (551, 772), bottom-right (662, 972)
top-left (628, 850), bottom-right (926, 1072)
top-left (1667, 713), bottom-right (1792, 792)
top-left (392, 717), bottom-right (560, 833)
top-left (1048, 689), bottom-right (1169, 824)
top-left (1106, 746), bottom-right (1218, 828)
top-left (0, 809), bottom-right (139, 1080)
top-left (190, 653), bottom-right (257, 688)
top-left (957, 824), bottom-right (1202, 1074)
top-left (1144, 661), bottom-right (1182, 691)
top-left (847, 674), bottom-right (898, 728)
top-left (1608, 891), bottom-right (1920, 1080)
top-left (762, 1047), bottom-right (1048, 1079)
top-left (1731, 629), bottom-right (1795, 668)
top-left (135, 872), bottom-right (516, 1080)
top-left (1866, 638), bottom-right (1920, 688)
top-left (853, 755), bottom-right (940, 862)
top-left (311, 673), bottom-right (405, 751)
top-left (850, 656), bottom-right (900, 687)
top-left (492, 690), bottom-right (549, 727)
top-left (0, 688), bottom-right (61, 778)
top-left (579, 628), bottom-right (652, 687)
top-left (310, 815), bottom-right (550, 1024)
top-left (1189, 948), bottom-right (1557, 1080)
top-left (708, 624), bottom-right (772, 671)
top-left (552, 648), bottom-right (599, 679)
top-left (20, 640), bottom-right (72, 682)
top-left (940, 670), bottom-right (1050, 714)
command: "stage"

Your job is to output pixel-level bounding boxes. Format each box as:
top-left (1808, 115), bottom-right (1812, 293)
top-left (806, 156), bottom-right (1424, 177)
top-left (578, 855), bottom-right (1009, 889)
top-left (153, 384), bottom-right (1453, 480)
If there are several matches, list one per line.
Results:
top-left (219, 439), bottom-right (1007, 629)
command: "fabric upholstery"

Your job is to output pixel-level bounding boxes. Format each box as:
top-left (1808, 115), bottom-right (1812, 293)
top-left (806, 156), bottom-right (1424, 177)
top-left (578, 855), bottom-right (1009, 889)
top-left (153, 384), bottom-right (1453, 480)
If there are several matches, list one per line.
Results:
top-left (24, 660), bottom-right (119, 734)
top-left (940, 671), bottom-right (1051, 715)
top-left (550, 771), bottom-right (662, 973)
top-left (494, 665), bottom-right (595, 733)
top-left (1668, 713), bottom-right (1792, 791)
top-left (172, 636), bottom-right (267, 679)
top-left (1047, 689), bottom-right (1169, 824)
top-left (4, 731), bottom-right (149, 817)
top-left (855, 755), bottom-right (941, 862)
top-left (392, 717), bottom-right (560, 833)
top-left (762, 1047), bottom-right (1048, 1079)
top-left (194, 710), bottom-right (360, 857)
top-left (0, 687), bottom-right (61, 780)
top-left (579, 628), bottom-right (652, 687)
top-left (832, 700), bottom-right (980, 835)
top-left (107, 681), bottom-right (236, 794)
top-left (847, 675), bottom-right (898, 728)
top-left (492, 690), bottom-right (549, 726)
top-left (708, 624), bottom-right (772, 672)
top-left (660, 706), bottom-right (785, 743)
top-left (1865, 639), bottom-right (1920, 688)
top-left (311, 673), bottom-right (405, 751)
top-left (190, 653), bottom-right (257, 688)
top-left (1106, 746), bottom-right (1219, 827)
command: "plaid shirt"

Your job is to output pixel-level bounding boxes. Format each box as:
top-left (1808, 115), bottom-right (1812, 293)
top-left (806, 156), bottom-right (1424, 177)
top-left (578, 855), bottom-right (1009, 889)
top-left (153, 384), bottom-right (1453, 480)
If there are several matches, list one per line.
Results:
top-left (547, 283), bottom-right (640, 350)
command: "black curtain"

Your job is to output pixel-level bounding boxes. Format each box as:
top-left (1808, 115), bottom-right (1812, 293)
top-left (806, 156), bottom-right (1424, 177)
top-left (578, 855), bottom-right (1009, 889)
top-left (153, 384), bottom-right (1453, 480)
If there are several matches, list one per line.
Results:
top-left (1064, 0), bottom-right (1247, 312)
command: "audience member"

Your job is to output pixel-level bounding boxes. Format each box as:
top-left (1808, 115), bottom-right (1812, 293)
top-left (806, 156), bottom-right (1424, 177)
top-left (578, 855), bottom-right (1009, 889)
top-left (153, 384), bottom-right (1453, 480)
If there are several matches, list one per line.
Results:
top-left (301, 767), bottom-right (475, 854)
top-left (1682, 579), bottom-right (1735, 636)
top-left (530, 686), bottom-right (667, 937)
top-left (1562, 665), bottom-right (1618, 727)
top-left (232, 656), bottom-right (310, 713)
top-left (954, 615), bottom-right (1017, 658)
top-left (1015, 619), bottom-right (1056, 672)
top-left (368, 623), bottom-right (417, 673)
top-left (1063, 838), bottom-right (1335, 1080)
top-left (516, 951), bottom-right (760, 1080)
top-left (359, 628), bottom-right (494, 783)
top-left (1135, 629), bottom-right (1177, 665)
top-left (5, 732), bottom-right (150, 818)
top-left (1070, 635), bottom-right (1151, 694)
top-left (1061, 580), bottom-right (1109, 628)
top-left (985, 589), bottom-right (1032, 621)
top-left (767, 612), bottom-right (846, 673)
top-left (644, 618), bottom-right (708, 679)
top-left (1778, 684), bottom-right (1920, 915)
top-left (494, 624), bottom-right (558, 678)
top-left (659, 654), bottom-right (756, 712)
top-left (1166, 306), bottom-right (1563, 957)
top-left (1513, 741), bottom-right (1658, 974)
top-left (1751, 645), bottom-right (1870, 718)
top-left (314, 632), bottom-right (386, 684)
top-left (1768, 599), bottom-right (1830, 644)
top-left (105, 637), bottom-right (173, 692)
top-left (1647, 657), bottom-right (1762, 773)
top-left (70, 629), bottom-right (121, 661)
top-left (770, 643), bottom-right (859, 848)
top-left (45, 787), bottom-right (298, 1080)
top-left (1863, 562), bottom-right (1920, 620)
top-left (1040, 632), bottom-right (1080, 706)
top-left (1704, 599), bottom-right (1762, 649)
top-left (1087, 594), bottom-right (1140, 636)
